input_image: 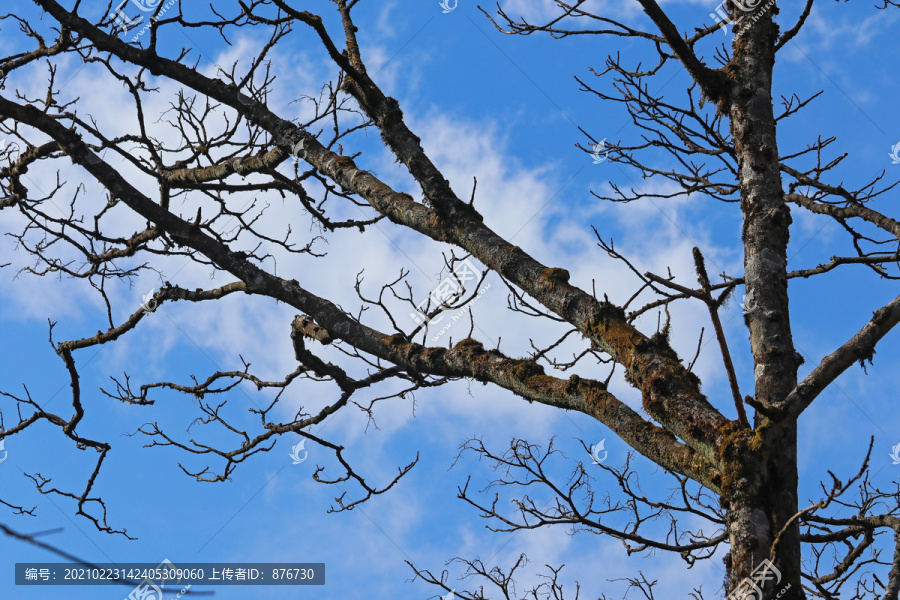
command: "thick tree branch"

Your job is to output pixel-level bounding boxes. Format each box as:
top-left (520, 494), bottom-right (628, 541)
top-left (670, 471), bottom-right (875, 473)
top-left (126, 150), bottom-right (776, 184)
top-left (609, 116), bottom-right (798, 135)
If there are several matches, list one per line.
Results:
top-left (30, 0), bottom-right (731, 463)
top-left (632, 0), bottom-right (730, 104)
top-left (0, 93), bottom-right (719, 491)
top-left (775, 293), bottom-right (900, 419)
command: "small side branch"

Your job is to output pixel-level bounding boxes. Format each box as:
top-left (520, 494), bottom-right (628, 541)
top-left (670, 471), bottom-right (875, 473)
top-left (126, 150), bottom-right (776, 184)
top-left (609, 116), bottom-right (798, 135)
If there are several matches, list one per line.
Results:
top-left (692, 247), bottom-right (748, 428)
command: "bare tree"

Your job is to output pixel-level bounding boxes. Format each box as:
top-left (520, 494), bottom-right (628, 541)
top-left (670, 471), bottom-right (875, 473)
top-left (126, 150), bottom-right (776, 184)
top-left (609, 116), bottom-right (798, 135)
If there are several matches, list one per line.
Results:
top-left (1, 0), bottom-right (899, 598)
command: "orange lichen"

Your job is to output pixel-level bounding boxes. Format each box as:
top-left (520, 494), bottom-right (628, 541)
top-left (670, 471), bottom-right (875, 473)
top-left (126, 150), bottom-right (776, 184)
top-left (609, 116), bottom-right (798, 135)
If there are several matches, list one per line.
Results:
top-left (422, 346), bottom-right (446, 363)
top-left (510, 360), bottom-right (544, 380)
top-left (455, 337), bottom-right (484, 351)
top-left (386, 333), bottom-right (408, 346)
top-left (540, 267), bottom-right (570, 291)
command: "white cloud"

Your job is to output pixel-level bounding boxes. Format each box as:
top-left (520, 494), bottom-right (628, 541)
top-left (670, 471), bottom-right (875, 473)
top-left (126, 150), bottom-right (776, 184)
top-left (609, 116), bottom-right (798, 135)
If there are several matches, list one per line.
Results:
top-left (0, 24), bottom-right (774, 599)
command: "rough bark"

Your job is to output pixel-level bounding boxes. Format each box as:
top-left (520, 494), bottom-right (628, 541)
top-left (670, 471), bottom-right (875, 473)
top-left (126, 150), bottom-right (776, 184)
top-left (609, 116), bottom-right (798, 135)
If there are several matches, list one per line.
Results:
top-left (725, 3), bottom-right (802, 597)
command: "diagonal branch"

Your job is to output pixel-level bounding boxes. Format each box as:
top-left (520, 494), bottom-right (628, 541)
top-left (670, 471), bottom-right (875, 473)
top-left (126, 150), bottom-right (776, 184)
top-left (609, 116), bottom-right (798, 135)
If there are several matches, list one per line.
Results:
top-left (28, 0), bottom-right (731, 465)
top-left (631, 0), bottom-right (730, 104)
top-left (776, 293), bottom-right (900, 419)
top-left (0, 92), bottom-right (720, 491)
top-left (692, 247), bottom-right (748, 428)
top-left (786, 192), bottom-right (900, 240)
top-left (776, 0), bottom-right (816, 51)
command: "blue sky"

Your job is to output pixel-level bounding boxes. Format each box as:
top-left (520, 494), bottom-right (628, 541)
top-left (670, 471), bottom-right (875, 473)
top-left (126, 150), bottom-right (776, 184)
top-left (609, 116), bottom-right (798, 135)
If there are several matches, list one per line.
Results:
top-left (1, 0), bottom-right (899, 598)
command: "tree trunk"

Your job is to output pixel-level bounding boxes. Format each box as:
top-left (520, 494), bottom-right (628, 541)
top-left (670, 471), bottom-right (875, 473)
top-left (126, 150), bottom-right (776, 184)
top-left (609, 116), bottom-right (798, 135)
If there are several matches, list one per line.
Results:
top-left (725, 3), bottom-right (804, 598)
top-left (723, 426), bottom-right (801, 599)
